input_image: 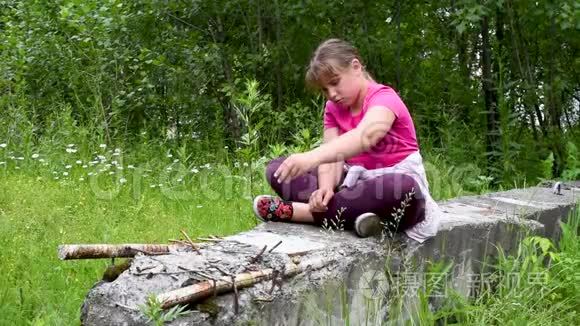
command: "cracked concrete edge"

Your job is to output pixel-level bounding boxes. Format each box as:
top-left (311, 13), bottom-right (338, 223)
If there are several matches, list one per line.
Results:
top-left (80, 185), bottom-right (579, 325)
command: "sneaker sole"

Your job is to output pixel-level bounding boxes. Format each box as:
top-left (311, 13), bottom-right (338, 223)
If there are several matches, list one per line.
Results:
top-left (354, 213), bottom-right (381, 238)
top-left (253, 195), bottom-right (275, 223)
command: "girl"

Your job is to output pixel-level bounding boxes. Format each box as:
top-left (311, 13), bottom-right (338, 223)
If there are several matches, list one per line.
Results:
top-left (252, 39), bottom-right (440, 242)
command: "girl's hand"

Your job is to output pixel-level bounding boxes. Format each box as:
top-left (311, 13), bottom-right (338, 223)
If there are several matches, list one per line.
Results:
top-left (309, 188), bottom-right (334, 212)
top-left (274, 152), bottom-right (319, 184)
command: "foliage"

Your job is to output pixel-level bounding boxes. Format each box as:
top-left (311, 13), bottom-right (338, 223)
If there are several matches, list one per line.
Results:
top-left (140, 295), bottom-right (190, 326)
top-left (0, 0), bottom-right (578, 185)
top-left (562, 142), bottom-right (580, 181)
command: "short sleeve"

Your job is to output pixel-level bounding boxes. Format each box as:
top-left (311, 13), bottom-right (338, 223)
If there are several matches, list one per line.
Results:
top-left (323, 101), bottom-right (338, 129)
top-left (366, 88), bottom-right (408, 118)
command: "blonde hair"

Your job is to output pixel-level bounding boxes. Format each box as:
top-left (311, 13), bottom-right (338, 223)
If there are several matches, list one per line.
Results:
top-left (305, 38), bottom-right (373, 89)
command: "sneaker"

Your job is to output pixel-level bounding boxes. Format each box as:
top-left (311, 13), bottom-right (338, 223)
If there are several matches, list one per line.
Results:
top-left (252, 195), bottom-right (294, 222)
top-left (354, 213), bottom-right (382, 238)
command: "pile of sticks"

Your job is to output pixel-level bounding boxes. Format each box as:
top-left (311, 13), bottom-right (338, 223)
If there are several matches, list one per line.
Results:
top-left (58, 234), bottom-right (331, 311)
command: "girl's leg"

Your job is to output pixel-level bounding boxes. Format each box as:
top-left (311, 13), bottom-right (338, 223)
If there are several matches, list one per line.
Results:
top-left (312, 173), bottom-right (426, 231)
top-left (262, 157), bottom-right (345, 223)
top-left (263, 157), bottom-right (318, 222)
top-left (265, 156), bottom-right (319, 203)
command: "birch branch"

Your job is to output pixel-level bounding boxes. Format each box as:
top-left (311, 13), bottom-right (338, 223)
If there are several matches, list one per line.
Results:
top-left (57, 244), bottom-right (188, 260)
top-left (157, 257), bottom-right (331, 309)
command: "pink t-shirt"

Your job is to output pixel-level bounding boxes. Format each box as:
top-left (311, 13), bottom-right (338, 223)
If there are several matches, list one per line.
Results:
top-left (323, 82), bottom-right (419, 169)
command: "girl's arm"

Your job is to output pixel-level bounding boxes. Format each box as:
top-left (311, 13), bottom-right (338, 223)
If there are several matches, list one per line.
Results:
top-left (317, 127), bottom-right (344, 190)
top-left (274, 107), bottom-right (396, 184)
top-left (310, 106), bottom-right (396, 165)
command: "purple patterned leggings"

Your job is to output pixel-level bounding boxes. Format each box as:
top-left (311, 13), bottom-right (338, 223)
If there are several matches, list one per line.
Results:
top-left (265, 157), bottom-right (426, 231)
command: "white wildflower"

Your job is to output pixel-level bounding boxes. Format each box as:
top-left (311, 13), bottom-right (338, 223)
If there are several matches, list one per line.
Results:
top-left (111, 160), bottom-right (118, 165)
top-left (127, 165), bottom-right (135, 169)
top-left (0, 162), bottom-right (5, 165)
top-left (67, 144), bottom-right (75, 147)
top-left (31, 153), bottom-right (40, 159)
top-left (82, 165), bottom-right (88, 168)
top-left (79, 177), bottom-right (85, 181)
top-left (0, 143), bottom-right (6, 148)
top-left (150, 184), bottom-right (156, 188)
top-left (112, 152), bottom-right (120, 157)
top-left (191, 168), bottom-right (199, 173)
top-left (39, 158), bottom-right (45, 163)
top-left (76, 160), bottom-right (82, 164)
top-left (173, 159), bottom-right (179, 163)
top-left (177, 178), bottom-right (183, 182)
top-left (196, 205), bottom-right (203, 208)
top-left (54, 176), bottom-right (59, 180)
top-left (167, 153), bottom-right (173, 158)
top-left (65, 165), bottom-right (72, 169)
top-left (15, 166), bottom-right (20, 170)
top-left (88, 172), bottom-right (94, 176)
top-left (17, 157), bottom-right (24, 160)
top-left (99, 144), bottom-right (107, 149)
top-left (119, 178), bottom-right (127, 184)
top-left (63, 172), bottom-right (69, 176)
top-left (108, 171), bottom-right (115, 175)
top-left (243, 162), bottom-right (249, 167)
top-left (166, 167), bottom-right (173, 171)
top-left (114, 148), bottom-right (121, 153)
top-left (66, 148), bottom-right (77, 153)
top-left (117, 166), bottom-right (123, 170)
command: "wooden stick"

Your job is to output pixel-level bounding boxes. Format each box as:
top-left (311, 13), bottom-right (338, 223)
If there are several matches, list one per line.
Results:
top-left (181, 230), bottom-right (202, 254)
top-left (168, 239), bottom-right (189, 245)
top-left (196, 237), bottom-right (222, 242)
top-left (57, 244), bottom-right (187, 260)
top-left (268, 240), bottom-right (283, 253)
top-left (249, 245), bottom-right (268, 264)
top-left (157, 257), bottom-right (331, 309)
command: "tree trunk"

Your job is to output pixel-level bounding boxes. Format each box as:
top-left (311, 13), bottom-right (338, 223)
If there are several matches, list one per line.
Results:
top-left (546, 13), bottom-right (564, 175)
top-left (208, 8), bottom-right (241, 141)
top-left (273, 0), bottom-right (283, 109)
top-left (480, 13), bottom-right (500, 176)
top-left (394, 0), bottom-right (402, 89)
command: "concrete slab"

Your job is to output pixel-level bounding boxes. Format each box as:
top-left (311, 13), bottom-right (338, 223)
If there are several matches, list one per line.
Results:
top-left (225, 231), bottom-right (326, 255)
top-left (80, 184), bottom-right (578, 325)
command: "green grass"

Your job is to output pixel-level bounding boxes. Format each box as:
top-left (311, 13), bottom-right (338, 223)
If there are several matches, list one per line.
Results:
top-left (0, 141), bottom-right (562, 325)
top-left (0, 166), bottom-right (261, 325)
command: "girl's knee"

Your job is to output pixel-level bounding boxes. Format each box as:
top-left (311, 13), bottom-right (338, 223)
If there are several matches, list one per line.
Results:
top-left (265, 156), bottom-right (286, 185)
top-left (380, 174), bottom-right (420, 199)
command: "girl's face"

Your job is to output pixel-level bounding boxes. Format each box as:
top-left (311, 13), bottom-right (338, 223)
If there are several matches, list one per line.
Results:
top-left (319, 59), bottom-right (365, 108)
